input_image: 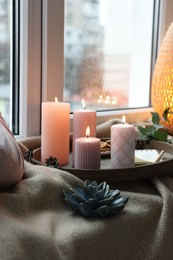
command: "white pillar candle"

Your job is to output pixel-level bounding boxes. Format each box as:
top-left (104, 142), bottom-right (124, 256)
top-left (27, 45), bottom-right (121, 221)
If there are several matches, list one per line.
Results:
top-left (75, 126), bottom-right (100, 169)
top-left (111, 116), bottom-right (135, 168)
top-left (72, 99), bottom-right (96, 166)
top-left (41, 98), bottom-right (70, 165)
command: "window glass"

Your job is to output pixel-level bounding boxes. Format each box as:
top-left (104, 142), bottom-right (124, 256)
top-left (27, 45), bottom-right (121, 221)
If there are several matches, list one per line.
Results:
top-left (0, 0), bottom-right (11, 125)
top-left (64, 0), bottom-right (155, 111)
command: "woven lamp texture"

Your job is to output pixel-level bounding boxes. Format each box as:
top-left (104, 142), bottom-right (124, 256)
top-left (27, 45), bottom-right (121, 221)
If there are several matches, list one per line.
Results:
top-left (152, 23), bottom-right (173, 125)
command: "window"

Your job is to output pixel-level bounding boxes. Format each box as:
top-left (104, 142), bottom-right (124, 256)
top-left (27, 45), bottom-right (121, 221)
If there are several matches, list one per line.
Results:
top-left (15, 0), bottom-right (173, 138)
top-left (64, 0), bottom-right (158, 112)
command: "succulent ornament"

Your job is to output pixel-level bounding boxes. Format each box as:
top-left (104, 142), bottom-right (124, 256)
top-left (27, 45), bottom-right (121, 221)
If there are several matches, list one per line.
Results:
top-left (63, 180), bottom-right (128, 218)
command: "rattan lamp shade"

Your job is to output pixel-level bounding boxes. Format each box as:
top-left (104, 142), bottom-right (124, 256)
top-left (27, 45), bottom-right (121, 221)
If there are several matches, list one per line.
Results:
top-left (152, 23), bottom-right (173, 125)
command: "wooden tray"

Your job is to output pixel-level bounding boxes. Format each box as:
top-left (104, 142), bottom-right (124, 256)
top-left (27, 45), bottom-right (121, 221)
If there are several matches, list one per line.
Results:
top-left (31, 140), bottom-right (173, 184)
top-left (61, 141), bottom-right (173, 184)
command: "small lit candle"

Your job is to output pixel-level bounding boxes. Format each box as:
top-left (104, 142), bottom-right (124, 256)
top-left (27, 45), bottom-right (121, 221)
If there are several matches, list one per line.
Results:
top-left (111, 115), bottom-right (135, 168)
top-left (72, 99), bottom-right (96, 167)
top-left (75, 126), bottom-right (100, 169)
top-left (41, 97), bottom-right (70, 165)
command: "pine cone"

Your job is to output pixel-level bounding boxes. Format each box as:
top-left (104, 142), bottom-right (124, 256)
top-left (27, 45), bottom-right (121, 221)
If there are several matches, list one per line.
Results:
top-left (63, 180), bottom-right (128, 218)
top-left (45, 156), bottom-right (59, 168)
top-left (135, 138), bottom-right (149, 149)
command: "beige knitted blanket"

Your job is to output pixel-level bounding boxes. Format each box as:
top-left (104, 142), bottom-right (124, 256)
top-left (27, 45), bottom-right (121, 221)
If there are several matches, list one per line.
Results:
top-left (0, 160), bottom-right (173, 260)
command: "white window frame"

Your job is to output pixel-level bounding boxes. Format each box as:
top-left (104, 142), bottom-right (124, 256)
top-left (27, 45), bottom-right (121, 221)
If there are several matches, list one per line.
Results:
top-left (18, 0), bottom-right (173, 138)
top-left (19, 0), bottom-right (42, 138)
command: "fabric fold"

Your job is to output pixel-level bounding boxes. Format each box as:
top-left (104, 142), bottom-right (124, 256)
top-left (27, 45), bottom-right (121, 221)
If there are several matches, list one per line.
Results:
top-left (0, 161), bottom-right (173, 260)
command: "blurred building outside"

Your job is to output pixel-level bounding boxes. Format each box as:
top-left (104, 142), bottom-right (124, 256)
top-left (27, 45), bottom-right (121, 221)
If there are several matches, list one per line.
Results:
top-left (64, 0), bottom-right (153, 111)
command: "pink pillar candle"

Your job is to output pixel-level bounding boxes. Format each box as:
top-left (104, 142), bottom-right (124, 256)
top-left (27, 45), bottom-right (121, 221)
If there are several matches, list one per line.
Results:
top-left (72, 108), bottom-right (96, 166)
top-left (41, 100), bottom-right (70, 165)
top-left (75, 137), bottom-right (100, 169)
top-left (111, 117), bottom-right (135, 168)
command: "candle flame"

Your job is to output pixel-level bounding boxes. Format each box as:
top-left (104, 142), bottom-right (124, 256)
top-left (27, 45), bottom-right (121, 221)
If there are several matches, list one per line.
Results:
top-left (55, 97), bottom-right (58, 103)
top-left (86, 126), bottom-right (90, 138)
top-left (82, 99), bottom-right (86, 110)
top-left (122, 115), bottom-right (126, 124)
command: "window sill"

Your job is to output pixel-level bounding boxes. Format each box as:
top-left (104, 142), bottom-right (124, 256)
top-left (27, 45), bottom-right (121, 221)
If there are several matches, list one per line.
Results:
top-left (70, 107), bottom-right (153, 131)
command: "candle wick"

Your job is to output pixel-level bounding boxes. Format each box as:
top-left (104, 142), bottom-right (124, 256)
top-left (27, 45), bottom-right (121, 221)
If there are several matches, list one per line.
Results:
top-left (122, 122), bottom-right (125, 125)
top-left (84, 106), bottom-right (86, 110)
top-left (86, 134), bottom-right (89, 138)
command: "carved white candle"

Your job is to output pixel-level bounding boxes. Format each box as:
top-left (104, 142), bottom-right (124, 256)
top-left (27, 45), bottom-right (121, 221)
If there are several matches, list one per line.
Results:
top-left (111, 115), bottom-right (135, 168)
top-left (75, 126), bottom-right (100, 169)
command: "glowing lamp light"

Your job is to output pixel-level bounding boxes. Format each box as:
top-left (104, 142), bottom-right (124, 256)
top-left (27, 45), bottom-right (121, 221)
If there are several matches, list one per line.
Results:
top-left (152, 23), bottom-right (173, 129)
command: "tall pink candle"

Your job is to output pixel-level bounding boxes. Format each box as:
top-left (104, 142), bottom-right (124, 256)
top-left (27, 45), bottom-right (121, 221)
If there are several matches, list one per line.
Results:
top-left (75, 127), bottom-right (100, 169)
top-left (41, 99), bottom-right (70, 165)
top-left (111, 116), bottom-right (135, 168)
top-left (72, 100), bottom-right (96, 166)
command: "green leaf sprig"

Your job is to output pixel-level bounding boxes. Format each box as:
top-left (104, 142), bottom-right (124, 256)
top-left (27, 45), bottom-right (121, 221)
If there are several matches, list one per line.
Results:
top-left (138, 108), bottom-right (173, 143)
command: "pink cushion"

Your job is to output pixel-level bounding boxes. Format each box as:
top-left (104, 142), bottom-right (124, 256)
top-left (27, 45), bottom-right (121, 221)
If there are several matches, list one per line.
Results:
top-left (0, 114), bottom-right (24, 189)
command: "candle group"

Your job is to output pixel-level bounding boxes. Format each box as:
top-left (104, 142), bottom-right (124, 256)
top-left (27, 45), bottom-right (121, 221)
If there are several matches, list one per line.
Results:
top-left (111, 116), bottom-right (135, 168)
top-left (41, 99), bottom-right (70, 165)
top-left (41, 97), bottom-right (135, 170)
